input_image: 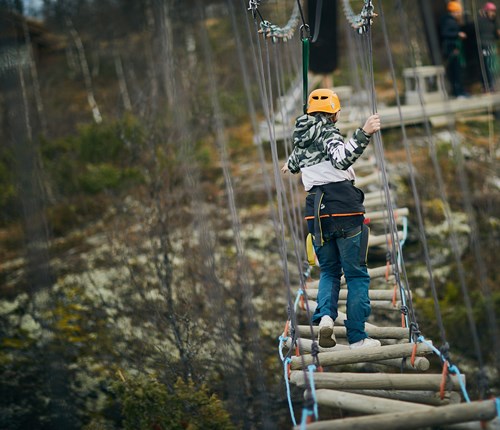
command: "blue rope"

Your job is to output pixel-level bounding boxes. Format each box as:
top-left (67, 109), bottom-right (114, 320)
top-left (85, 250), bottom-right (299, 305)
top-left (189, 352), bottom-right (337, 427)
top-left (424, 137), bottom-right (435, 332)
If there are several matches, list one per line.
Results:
top-left (284, 358), bottom-right (297, 426)
top-left (300, 407), bottom-right (314, 429)
top-left (278, 334), bottom-right (288, 362)
top-left (496, 398), bottom-right (500, 418)
top-left (307, 364), bottom-right (319, 420)
top-left (448, 364), bottom-right (470, 403)
top-left (294, 288), bottom-right (304, 312)
top-left (281, 287), bottom-right (305, 427)
top-left (417, 335), bottom-right (471, 402)
top-left (298, 365), bottom-right (320, 429)
top-left (400, 216), bottom-right (408, 246)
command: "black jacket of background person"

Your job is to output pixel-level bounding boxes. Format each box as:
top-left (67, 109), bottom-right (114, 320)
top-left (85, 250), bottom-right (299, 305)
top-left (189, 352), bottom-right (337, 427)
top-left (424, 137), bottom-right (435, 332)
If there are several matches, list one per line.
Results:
top-left (478, 14), bottom-right (499, 47)
top-left (440, 12), bottom-right (462, 58)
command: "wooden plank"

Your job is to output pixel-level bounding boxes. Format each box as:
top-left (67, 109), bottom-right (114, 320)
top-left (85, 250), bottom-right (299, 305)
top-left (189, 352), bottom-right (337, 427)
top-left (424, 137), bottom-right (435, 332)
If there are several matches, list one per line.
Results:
top-left (344, 389), bottom-right (461, 406)
top-left (294, 399), bottom-right (498, 430)
top-left (286, 338), bottom-right (427, 370)
top-left (297, 325), bottom-right (409, 339)
top-left (304, 264), bottom-right (396, 289)
top-left (364, 198), bottom-right (387, 209)
top-left (370, 232), bottom-right (405, 247)
top-left (290, 372), bottom-right (465, 391)
top-left (301, 295), bottom-right (404, 311)
top-left (300, 389), bottom-right (433, 415)
top-left (285, 337), bottom-right (350, 354)
top-left (354, 300), bottom-right (401, 311)
top-left (304, 289), bottom-right (401, 301)
top-left (371, 357), bottom-right (429, 371)
top-left (290, 342), bottom-right (434, 369)
top-left (356, 171), bottom-right (380, 188)
top-left (366, 207), bottom-right (409, 221)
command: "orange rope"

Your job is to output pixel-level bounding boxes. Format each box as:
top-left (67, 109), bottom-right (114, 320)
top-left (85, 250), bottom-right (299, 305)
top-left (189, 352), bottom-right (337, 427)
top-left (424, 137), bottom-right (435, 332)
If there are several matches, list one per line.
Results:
top-left (410, 343), bottom-right (417, 367)
top-left (440, 360), bottom-right (449, 400)
top-left (385, 261), bottom-right (390, 281)
top-left (283, 320), bottom-right (290, 338)
top-left (401, 313), bottom-right (406, 328)
top-left (392, 283), bottom-right (398, 307)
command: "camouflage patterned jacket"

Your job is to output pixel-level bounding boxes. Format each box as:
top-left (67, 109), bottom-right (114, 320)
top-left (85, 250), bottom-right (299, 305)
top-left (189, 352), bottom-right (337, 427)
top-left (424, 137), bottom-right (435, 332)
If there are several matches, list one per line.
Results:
top-left (287, 113), bottom-right (371, 191)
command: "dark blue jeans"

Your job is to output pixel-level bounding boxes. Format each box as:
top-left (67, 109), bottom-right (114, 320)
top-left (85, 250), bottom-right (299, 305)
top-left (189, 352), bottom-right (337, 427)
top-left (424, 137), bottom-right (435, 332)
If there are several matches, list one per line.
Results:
top-left (311, 227), bottom-right (371, 344)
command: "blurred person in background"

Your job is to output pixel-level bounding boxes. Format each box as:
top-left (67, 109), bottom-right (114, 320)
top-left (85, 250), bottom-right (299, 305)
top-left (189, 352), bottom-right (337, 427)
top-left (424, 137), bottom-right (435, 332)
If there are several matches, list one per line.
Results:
top-left (440, 1), bottom-right (469, 97)
top-left (477, 2), bottom-right (499, 91)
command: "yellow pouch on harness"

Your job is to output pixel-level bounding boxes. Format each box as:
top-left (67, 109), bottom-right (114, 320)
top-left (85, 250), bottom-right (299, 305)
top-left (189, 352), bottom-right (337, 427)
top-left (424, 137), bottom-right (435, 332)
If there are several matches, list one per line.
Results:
top-left (306, 233), bottom-right (316, 266)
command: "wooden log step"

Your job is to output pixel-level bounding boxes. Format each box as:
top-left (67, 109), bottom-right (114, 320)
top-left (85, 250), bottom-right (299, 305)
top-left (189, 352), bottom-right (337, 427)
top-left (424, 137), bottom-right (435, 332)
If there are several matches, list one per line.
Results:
top-left (301, 296), bottom-right (402, 312)
top-left (344, 389), bottom-right (461, 406)
top-left (370, 357), bottom-right (429, 371)
top-left (351, 157), bottom-right (376, 171)
top-left (364, 191), bottom-right (386, 201)
top-left (301, 389), bottom-right (433, 415)
top-left (290, 342), bottom-right (434, 370)
top-left (290, 372), bottom-right (465, 391)
top-left (305, 264), bottom-right (397, 289)
top-left (364, 198), bottom-right (387, 209)
top-left (297, 325), bottom-right (409, 339)
top-left (297, 308), bottom-right (396, 335)
top-left (352, 300), bottom-right (401, 311)
top-left (366, 207), bottom-right (409, 221)
top-left (294, 398), bottom-right (498, 430)
top-left (285, 337), bottom-right (350, 354)
top-left (285, 338), bottom-right (426, 370)
top-left (305, 289), bottom-right (401, 301)
top-left (356, 171), bottom-right (380, 187)
top-left (370, 232), bottom-right (405, 247)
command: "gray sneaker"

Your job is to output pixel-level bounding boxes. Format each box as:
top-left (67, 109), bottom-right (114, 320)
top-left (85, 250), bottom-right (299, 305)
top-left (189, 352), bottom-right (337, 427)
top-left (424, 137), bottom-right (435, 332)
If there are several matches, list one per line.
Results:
top-left (349, 337), bottom-right (381, 349)
top-left (318, 315), bottom-right (336, 348)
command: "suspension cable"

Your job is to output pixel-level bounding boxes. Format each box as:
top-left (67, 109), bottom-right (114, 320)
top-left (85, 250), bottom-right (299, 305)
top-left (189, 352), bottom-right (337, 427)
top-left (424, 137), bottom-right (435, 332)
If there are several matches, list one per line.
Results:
top-left (199, 3), bottom-right (276, 426)
top-left (394, 0), bottom-right (494, 382)
top-left (346, 1), bottom-right (420, 335)
top-left (245, 3), bottom-right (322, 424)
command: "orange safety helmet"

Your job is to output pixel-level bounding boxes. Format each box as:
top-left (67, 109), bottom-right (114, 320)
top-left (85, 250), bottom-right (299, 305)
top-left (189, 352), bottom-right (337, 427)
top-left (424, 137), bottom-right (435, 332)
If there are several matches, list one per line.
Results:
top-left (306, 89), bottom-right (341, 114)
top-left (447, 1), bottom-right (463, 13)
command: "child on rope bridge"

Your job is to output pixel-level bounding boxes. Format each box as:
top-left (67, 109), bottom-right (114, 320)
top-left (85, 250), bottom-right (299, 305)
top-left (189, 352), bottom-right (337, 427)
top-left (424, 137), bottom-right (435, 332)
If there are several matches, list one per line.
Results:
top-left (281, 88), bottom-right (381, 349)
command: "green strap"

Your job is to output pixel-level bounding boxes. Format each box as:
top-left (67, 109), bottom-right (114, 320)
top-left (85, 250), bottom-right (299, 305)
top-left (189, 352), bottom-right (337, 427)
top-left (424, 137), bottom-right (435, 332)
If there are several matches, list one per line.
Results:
top-left (302, 37), bottom-right (309, 114)
top-left (457, 39), bottom-right (466, 68)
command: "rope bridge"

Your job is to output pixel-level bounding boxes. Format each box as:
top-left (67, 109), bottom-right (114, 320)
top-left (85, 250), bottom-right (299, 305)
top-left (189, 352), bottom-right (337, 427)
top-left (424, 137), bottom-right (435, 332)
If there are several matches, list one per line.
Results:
top-left (244, 0), bottom-right (500, 428)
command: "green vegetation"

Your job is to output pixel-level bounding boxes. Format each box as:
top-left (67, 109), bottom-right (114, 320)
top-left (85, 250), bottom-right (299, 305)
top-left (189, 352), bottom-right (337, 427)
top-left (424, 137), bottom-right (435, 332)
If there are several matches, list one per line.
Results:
top-left (112, 375), bottom-right (235, 430)
top-left (0, 1), bottom-right (498, 429)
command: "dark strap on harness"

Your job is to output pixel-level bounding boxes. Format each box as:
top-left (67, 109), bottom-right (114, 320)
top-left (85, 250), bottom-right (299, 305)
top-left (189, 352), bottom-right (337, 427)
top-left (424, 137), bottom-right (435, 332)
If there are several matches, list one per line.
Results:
top-left (313, 188), bottom-right (324, 247)
top-left (359, 224), bottom-right (370, 266)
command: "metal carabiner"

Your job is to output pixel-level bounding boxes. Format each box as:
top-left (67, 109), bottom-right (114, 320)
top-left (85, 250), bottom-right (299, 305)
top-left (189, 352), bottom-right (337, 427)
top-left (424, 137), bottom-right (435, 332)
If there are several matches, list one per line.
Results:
top-left (300, 24), bottom-right (311, 40)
